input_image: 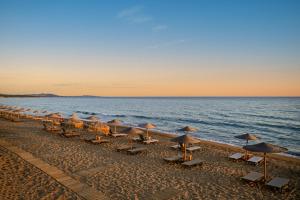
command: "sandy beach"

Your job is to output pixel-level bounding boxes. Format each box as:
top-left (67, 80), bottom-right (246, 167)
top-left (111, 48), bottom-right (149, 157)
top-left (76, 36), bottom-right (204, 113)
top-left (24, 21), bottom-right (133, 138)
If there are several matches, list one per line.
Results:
top-left (0, 118), bottom-right (299, 200)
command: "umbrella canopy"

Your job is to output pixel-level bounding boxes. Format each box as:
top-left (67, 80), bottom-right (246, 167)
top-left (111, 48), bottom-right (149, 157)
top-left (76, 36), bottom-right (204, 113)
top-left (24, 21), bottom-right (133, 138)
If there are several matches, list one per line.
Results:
top-left (107, 119), bottom-right (122, 133)
top-left (235, 133), bottom-right (258, 143)
top-left (138, 123), bottom-right (156, 138)
top-left (85, 116), bottom-right (100, 121)
top-left (69, 113), bottom-right (81, 122)
top-left (46, 113), bottom-right (62, 119)
top-left (171, 134), bottom-right (200, 144)
top-left (243, 142), bottom-right (287, 153)
top-left (243, 142), bottom-right (288, 181)
top-left (177, 126), bottom-right (198, 132)
top-left (123, 127), bottom-right (143, 136)
top-left (138, 123), bottom-right (156, 129)
top-left (107, 119), bottom-right (122, 125)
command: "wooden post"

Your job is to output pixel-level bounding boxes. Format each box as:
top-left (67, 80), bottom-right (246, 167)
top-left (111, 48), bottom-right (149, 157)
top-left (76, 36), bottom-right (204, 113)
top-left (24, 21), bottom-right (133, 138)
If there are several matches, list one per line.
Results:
top-left (264, 153), bottom-right (267, 181)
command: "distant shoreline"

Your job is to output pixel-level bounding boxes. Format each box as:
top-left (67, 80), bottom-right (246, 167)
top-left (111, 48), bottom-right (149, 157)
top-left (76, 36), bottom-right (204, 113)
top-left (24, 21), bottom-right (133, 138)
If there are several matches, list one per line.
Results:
top-left (1, 94), bottom-right (299, 98)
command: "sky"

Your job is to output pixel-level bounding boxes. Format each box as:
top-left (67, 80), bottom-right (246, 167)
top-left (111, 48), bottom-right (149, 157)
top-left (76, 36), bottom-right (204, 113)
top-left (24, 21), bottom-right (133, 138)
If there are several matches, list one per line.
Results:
top-left (0, 0), bottom-right (299, 96)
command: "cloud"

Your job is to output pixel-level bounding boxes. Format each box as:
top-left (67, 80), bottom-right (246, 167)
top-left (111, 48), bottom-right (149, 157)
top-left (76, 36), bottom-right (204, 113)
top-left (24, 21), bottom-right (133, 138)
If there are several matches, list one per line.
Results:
top-left (146, 39), bottom-right (186, 49)
top-left (117, 6), bottom-right (152, 24)
top-left (152, 25), bottom-right (168, 32)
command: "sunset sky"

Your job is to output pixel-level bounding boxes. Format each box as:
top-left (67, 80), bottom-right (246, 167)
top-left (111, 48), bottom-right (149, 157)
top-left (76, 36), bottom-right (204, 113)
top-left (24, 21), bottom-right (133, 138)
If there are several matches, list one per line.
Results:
top-left (0, 0), bottom-right (299, 96)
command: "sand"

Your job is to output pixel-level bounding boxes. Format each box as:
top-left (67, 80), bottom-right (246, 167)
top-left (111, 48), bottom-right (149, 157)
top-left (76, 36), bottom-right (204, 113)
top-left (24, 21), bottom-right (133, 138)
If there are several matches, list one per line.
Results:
top-left (0, 118), bottom-right (299, 200)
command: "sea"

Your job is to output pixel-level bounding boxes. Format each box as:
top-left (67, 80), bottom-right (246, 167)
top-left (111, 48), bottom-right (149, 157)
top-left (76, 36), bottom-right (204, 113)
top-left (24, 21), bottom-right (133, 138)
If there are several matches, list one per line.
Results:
top-left (1, 97), bottom-right (299, 158)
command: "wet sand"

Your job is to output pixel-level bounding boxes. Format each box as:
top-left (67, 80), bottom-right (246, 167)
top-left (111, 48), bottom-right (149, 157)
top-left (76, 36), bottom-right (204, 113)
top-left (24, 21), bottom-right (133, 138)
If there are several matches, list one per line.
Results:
top-left (0, 118), bottom-right (299, 199)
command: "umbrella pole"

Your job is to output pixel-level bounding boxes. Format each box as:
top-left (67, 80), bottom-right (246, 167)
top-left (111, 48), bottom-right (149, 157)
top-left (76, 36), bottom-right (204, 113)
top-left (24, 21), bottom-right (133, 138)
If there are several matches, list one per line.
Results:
top-left (146, 129), bottom-right (149, 138)
top-left (114, 126), bottom-right (117, 133)
top-left (264, 152), bottom-right (267, 181)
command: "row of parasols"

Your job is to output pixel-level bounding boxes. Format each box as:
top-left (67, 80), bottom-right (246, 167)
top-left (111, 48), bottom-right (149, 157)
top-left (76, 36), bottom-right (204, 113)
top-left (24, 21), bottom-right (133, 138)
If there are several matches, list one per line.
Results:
top-left (1, 105), bottom-right (288, 181)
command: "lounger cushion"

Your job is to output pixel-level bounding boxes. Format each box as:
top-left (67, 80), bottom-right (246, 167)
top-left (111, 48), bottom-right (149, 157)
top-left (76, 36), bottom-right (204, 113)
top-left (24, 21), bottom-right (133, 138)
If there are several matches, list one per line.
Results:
top-left (266, 177), bottom-right (289, 189)
top-left (241, 171), bottom-right (264, 182)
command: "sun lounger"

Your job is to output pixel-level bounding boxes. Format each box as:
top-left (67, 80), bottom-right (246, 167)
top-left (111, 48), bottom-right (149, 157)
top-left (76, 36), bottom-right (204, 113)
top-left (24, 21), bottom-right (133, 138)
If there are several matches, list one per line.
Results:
top-left (241, 171), bottom-right (264, 183)
top-left (266, 177), bottom-right (290, 191)
top-left (170, 144), bottom-right (180, 149)
top-left (143, 139), bottom-right (159, 144)
top-left (91, 139), bottom-right (109, 144)
top-left (111, 133), bottom-right (127, 137)
top-left (163, 156), bottom-right (183, 163)
top-left (182, 159), bottom-right (204, 167)
top-left (229, 152), bottom-right (245, 161)
top-left (127, 147), bottom-right (147, 155)
top-left (247, 156), bottom-right (263, 165)
top-left (186, 146), bottom-right (201, 152)
top-left (117, 145), bottom-right (136, 151)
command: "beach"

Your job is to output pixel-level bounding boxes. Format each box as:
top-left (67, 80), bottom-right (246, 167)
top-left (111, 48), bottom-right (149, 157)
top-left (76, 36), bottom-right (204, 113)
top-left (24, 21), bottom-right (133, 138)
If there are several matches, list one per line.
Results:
top-left (0, 118), bottom-right (299, 200)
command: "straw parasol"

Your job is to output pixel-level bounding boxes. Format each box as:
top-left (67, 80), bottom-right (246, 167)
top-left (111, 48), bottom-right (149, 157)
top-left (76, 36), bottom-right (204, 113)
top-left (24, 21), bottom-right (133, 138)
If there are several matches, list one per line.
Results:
top-left (138, 123), bottom-right (156, 138)
top-left (85, 115), bottom-right (100, 122)
top-left (243, 142), bottom-right (288, 181)
top-left (123, 127), bottom-right (144, 148)
top-left (107, 119), bottom-right (122, 133)
top-left (171, 134), bottom-right (200, 160)
top-left (177, 126), bottom-right (198, 132)
top-left (235, 133), bottom-right (258, 158)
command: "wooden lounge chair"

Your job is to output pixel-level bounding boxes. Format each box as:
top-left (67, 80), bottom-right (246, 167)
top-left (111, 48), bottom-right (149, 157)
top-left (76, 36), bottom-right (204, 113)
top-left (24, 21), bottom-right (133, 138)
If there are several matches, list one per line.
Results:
top-left (241, 171), bottom-right (264, 183)
top-left (229, 152), bottom-right (245, 161)
top-left (266, 177), bottom-right (290, 191)
top-left (143, 139), bottom-right (159, 144)
top-left (91, 139), bottom-right (109, 144)
top-left (163, 156), bottom-right (183, 163)
top-left (247, 156), bottom-right (263, 165)
top-left (186, 146), bottom-right (201, 152)
top-left (182, 159), bottom-right (204, 167)
top-left (116, 145), bottom-right (136, 152)
top-left (111, 133), bottom-right (127, 138)
top-left (127, 147), bottom-right (147, 155)
top-left (170, 144), bottom-right (180, 150)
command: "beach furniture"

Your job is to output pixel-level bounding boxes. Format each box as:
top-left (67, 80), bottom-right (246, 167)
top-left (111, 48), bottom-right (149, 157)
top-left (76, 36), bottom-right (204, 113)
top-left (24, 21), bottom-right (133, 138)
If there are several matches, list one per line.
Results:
top-left (229, 152), bottom-right (245, 161)
top-left (143, 138), bottom-right (159, 144)
top-left (117, 145), bottom-right (136, 152)
top-left (247, 156), bottom-right (263, 165)
top-left (181, 159), bottom-right (204, 167)
top-left (266, 177), bottom-right (290, 191)
top-left (111, 133), bottom-right (127, 138)
top-left (163, 156), bottom-right (183, 163)
top-left (170, 144), bottom-right (181, 149)
top-left (91, 136), bottom-right (109, 144)
top-left (186, 146), bottom-right (201, 152)
top-left (241, 171), bottom-right (264, 183)
top-left (127, 147), bottom-right (146, 155)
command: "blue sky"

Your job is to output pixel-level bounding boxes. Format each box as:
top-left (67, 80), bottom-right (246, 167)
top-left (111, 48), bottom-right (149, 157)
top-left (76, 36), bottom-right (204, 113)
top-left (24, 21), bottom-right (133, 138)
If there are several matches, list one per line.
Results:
top-left (0, 0), bottom-right (299, 96)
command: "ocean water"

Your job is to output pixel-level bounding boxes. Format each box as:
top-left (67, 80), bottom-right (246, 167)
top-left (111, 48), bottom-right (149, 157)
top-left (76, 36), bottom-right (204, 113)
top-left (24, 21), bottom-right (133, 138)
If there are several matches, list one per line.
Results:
top-left (1, 97), bottom-right (300, 157)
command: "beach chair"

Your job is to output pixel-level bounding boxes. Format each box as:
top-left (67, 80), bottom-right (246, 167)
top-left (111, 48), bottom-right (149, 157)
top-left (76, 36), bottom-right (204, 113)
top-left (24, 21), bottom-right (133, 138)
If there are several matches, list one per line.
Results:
top-left (127, 147), bottom-right (147, 155)
top-left (117, 145), bottom-right (136, 152)
top-left (170, 144), bottom-right (180, 150)
top-left (163, 156), bottom-right (183, 163)
top-left (247, 156), bottom-right (263, 165)
top-left (241, 171), bottom-right (264, 183)
top-left (266, 177), bottom-right (290, 191)
top-left (186, 146), bottom-right (201, 152)
top-left (143, 139), bottom-right (159, 144)
top-left (111, 133), bottom-right (127, 138)
top-left (229, 152), bottom-right (245, 161)
top-left (91, 136), bottom-right (109, 144)
top-left (182, 159), bottom-right (204, 167)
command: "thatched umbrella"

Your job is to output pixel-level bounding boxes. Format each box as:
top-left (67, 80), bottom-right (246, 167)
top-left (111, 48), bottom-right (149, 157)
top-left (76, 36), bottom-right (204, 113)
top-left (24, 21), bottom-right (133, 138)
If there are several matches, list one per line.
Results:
top-left (107, 119), bottom-right (122, 133)
top-left (85, 115), bottom-right (100, 122)
top-left (123, 127), bottom-right (143, 148)
top-left (243, 142), bottom-right (288, 181)
top-left (171, 134), bottom-right (200, 161)
top-left (177, 126), bottom-right (198, 132)
top-left (138, 123), bottom-right (156, 138)
top-left (235, 133), bottom-right (258, 158)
